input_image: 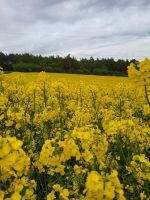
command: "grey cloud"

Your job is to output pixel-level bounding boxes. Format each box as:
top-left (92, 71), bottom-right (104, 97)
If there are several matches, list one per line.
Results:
top-left (0, 0), bottom-right (150, 59)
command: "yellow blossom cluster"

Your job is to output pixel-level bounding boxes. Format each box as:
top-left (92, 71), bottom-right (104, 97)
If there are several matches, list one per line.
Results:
top-left (127, 154), bottom-right (150, 184)
top-left (0, 60), bottom-right (150, 199)
top-left (0, 137), bottom-right (36, 200)
top-left (84, 170), bottom-right (125, 200)
top-left (128, 58), bottom-right (150, 83)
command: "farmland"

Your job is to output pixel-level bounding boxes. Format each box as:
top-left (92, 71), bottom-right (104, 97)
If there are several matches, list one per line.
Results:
top-left (5, 72), bottom-right (128, 87)
top-left (0, 66), bottom-right (150, 199)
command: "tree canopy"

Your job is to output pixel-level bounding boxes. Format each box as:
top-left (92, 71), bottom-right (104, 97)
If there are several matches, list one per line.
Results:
top-left (0, 52), bottom-right (137, 76)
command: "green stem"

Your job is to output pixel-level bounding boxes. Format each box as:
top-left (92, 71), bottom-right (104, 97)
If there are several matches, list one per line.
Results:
top-left (43, 82), bottom-right (47, 107)
top-left (144, 79), bottom-right (150, 106)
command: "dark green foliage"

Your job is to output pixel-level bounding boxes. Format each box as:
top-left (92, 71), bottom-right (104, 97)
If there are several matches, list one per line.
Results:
top-left (0, 52), bottom-right (135, 76)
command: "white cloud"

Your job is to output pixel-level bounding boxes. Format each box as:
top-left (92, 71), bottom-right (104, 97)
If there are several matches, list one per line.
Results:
top-left (0, 0), bottom-right (150, 60)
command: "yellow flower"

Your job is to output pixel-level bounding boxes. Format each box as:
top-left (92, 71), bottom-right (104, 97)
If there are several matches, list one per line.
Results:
top-left (140, 192), bottom-right (147, 200)
top-left (53, 184), bottom-right (62, 192)
top-left (9, 137), bottom-right (23, 150)
top-left (5, 120), bottom-right (13, 127)
top-left (86, 171), bottom-right (103, 191)
top-left (11, 192), bottom-right (21, 200)
top-left (0, 191), bottom-right (5, 200)
top-left (15, 123), bottom-right (21, 129)
top-left (47, 191), bottom-right (55, 200)
top-left (60, 189), bottom-right (69, 200)
top-left (74, 164), bottom-right (83, 175)
top-left (104, 182), bottom-right (115, 199)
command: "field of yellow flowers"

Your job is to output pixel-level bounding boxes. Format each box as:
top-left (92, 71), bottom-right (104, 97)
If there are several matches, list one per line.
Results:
top-left (0, 59), bottom-right (150, 200)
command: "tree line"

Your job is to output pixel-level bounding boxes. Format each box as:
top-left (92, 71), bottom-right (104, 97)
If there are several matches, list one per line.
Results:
top-left (0, 52), bottom-right (137, 76)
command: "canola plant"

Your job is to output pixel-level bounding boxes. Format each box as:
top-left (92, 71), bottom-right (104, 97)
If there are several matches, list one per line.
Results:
top-left (0, 59), bottom-right (150, 200)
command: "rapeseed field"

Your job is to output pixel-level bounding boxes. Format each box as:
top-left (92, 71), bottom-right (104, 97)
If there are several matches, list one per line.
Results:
top-left (0, 59), bottom-right (150, 200)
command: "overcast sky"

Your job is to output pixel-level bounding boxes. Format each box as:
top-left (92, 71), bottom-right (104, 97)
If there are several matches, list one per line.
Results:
top-left (0, 0), bottom-right (150, 60)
